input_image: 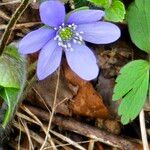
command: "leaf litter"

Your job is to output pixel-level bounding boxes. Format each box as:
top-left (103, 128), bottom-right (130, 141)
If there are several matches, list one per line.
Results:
top-left (0, 0), bottom-right (149, 150)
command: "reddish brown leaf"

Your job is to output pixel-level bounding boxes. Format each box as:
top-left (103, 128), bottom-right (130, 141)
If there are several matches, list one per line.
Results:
top-left (63, 62), bottom-right (109, 119)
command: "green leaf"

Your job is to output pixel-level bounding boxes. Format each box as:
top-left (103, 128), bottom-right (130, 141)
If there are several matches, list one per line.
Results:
top-left (88, 0), bottom-right (125, 22)
top-left (0, 45), bottom-right (26, 128)
top-left (113, 60), bottom-right (149, 125)
top-left (74, 0), bottom-right (89, 8)
top-left (87, 0), bottom-right (110, 8)
top-left (127, 0), bottom-right (150, 53)
top-left (105, 0), bottom-right (125, 22)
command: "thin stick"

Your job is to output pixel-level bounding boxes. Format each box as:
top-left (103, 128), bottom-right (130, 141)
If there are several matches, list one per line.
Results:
top-left (0, 22), bottom-right (41, 30)
top-left (20, 119), bottom-right (34, 150)
top-left (139, 109), bottom-right (149, 150)
top-left (0, 0), bottom-right (21, 6)
top-left (50, 130), bottom-right (86, 150)
top-left (0, 0), bottom-right (30, 55)
top-left (25, 105), bottom-right (140, 149)
top-left (40, 67), bottom-right (61, 150)
top-left (0, 10), bottom-right (10, 21)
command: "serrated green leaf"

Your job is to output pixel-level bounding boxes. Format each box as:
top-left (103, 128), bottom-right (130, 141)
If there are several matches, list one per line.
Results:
top-left (88, 0), bottom-right (110, 8)
top-left (0, 45), bottom-right (26, 128)
top-left (113, 60), bottom-right (149, 125)
top-left (74, 0), bottom-right (89, 8)
top-left (105, 0), bottom-right (125, 22)
top-left (127, 0), bottom-right (150, 53)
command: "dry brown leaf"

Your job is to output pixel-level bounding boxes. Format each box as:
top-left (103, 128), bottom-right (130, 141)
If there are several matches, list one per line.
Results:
top-left (63, 62), bottom-right (109, 119)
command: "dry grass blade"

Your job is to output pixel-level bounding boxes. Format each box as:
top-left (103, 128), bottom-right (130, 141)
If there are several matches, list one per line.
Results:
top-left (88, 139), bottom-right (95, 150)
top-left (20, 119), bottom-right (34, 150)
top-left (18, 121), bottom-right (22, 150)
top-left (50, 130), bottom-right (86, 150)
top-left (21, 105), bottom-right (56, 149)
top-left (17, 108), bottom-right (90, 150)
top-left (52, 139), bottom-right (74, 150)
top-left (16, 112), bottom-right (39, 125)
top-left (0, 0), bottom-right (31, 54)
top-left (40, 68), bottom-right (61, 150)
top-left (0, 22), bottom-right (41, 30)
top-left (0, 10), bottom-right (10, 21)
top-left (13, 120), bottom-right (48, 145)
top-left (0, 0), bottom-right (21, 6)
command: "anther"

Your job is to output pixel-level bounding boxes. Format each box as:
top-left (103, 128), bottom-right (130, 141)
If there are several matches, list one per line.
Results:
top-left (80, 31), bottom-right (84, 34)
top-left (73, 39), bottom-right (77, 43)
top-left (67, 43), bottom-right (71, 48)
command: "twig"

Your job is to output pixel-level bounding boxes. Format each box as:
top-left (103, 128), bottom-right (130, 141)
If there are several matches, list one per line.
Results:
top-left (21, 105), bottom-right (55, 147)
top-left (0, 0), bottom-right (31, 55)
top-left (139, 109), bottom-right (149, 150)
top-left (0, 0), bottom-right (21, 6)
top-left (25, 105), bottom-right (141, 150)
top-left (88, 139), bottom-right (95, 150)
top-left (0, 22), bottom-right (41, 30)
top-left (0, 10), bottom-right (10, 21)
top-left (40, 67), bottom-right (61, 150)
top-left (20, 119), bottom-right (34, 150)
top-left (50, 130), bottom-right (86, 150)
top-left (13, 120), bottom-right (48, 145)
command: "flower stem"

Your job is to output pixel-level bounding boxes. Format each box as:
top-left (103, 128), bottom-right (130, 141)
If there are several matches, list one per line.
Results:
top-left (139, 109), bottom-right (149, 150)
top-left (0, 0), bottom-right (30, 55)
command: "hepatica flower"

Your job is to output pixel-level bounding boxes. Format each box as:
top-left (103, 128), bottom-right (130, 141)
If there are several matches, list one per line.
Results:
top-left (19, 1), bottom-right (120, 80)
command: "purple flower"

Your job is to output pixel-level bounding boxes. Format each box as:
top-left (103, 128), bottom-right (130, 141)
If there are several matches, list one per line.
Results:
top-left (19, 1), bottom-right (120, 80)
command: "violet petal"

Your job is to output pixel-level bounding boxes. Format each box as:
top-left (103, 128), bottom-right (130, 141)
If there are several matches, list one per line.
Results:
top-left (19, 27), bottom-right (55, 54)
top-left (37, 39), bottom-right (62, 80)
top-left (65, 43), bottom-right (99, 80)
top-left (40, 1), bottom-right (65, 27)
top-left (77, 22), bottom-right (121, 44)
top-left (67, 10), bottom-right (105, 25)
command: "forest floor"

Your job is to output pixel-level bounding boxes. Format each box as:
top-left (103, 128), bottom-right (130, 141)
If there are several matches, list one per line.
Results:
top-left (0, 0), bottom-right (149, 150)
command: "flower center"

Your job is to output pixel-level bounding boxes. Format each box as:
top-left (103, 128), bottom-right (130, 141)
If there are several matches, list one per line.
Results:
top-left (54, 23), bottom-right (84, 51)
top-left (59, 27), bottom-right (73, 41)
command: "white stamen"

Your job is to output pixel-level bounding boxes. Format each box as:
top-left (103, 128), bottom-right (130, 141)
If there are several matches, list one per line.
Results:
top-left (75, 33), bottom-right (79, 36)
top-left (78, 41), bottom-right (82, 45)
top-left (67, 43), bottom-right (71, 48)
top-left (58, 37), bottom-right (62, 42)
top-left (55, 22), bottom-right (83, 51)
top-left (63, 45), bottom-right (67, 49)
top-left (80, 31), bottom-right (84, 34)
top-left (54, 35), bottom-right (59, 40)
top-left (58, 42), bottom-right (62, 46)
top-left (72, 27), bottom-right (76, 30)
top-left (79, 35), bottom-right (83, 41)
top-left (73, 39), bottom-right (77, 43)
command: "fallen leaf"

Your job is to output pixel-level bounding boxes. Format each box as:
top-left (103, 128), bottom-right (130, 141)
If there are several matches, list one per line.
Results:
top-left (63, 62), bottom-right (109, 119)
